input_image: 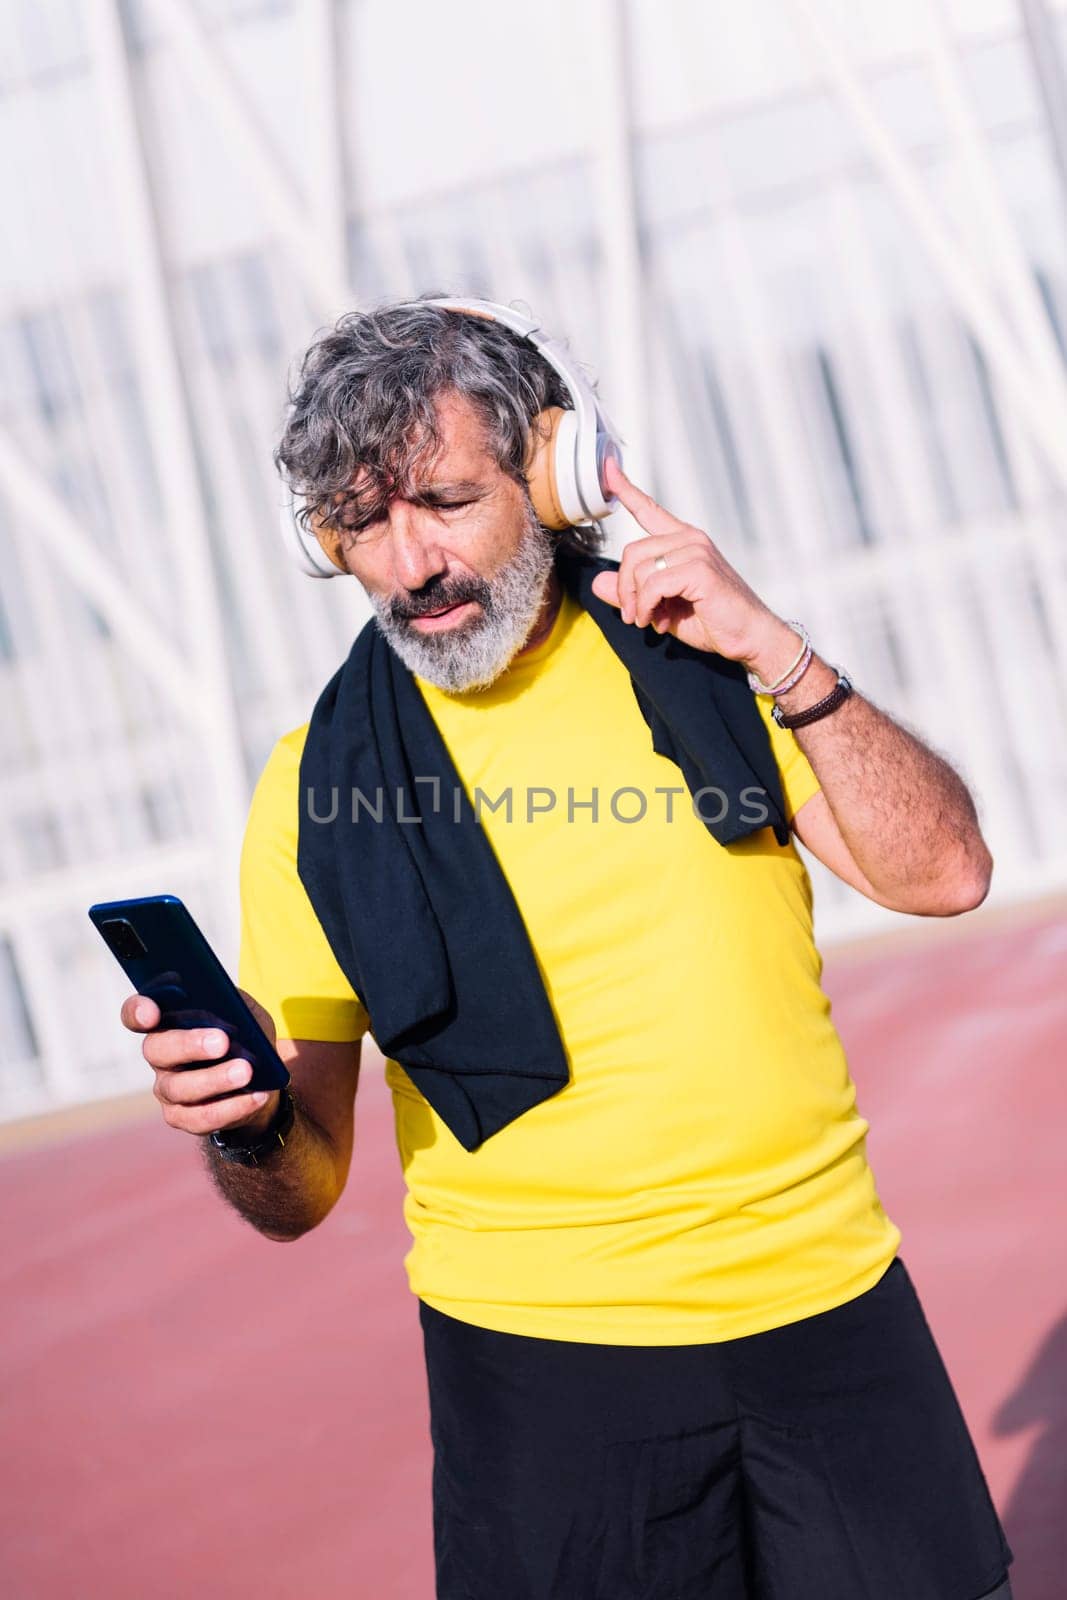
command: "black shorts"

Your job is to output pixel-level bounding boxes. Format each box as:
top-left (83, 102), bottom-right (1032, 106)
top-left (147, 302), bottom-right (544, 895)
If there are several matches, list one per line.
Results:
top-left (419, 1257), bottom-right (1014, 1599)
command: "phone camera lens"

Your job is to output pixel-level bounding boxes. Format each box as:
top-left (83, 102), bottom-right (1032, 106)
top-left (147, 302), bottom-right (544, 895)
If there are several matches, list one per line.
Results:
top-left (101, 919), bottom-right (147, 960)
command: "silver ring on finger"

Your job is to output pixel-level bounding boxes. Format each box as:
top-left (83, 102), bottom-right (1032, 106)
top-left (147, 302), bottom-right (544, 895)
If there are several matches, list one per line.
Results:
top-left (654, 554), bottom-right (669, 572)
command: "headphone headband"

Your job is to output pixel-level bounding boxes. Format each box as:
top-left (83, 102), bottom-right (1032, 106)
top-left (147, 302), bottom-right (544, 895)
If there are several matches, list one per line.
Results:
top-left (427, 296), bottom-right (599, 440)
top-left (280, 297), bottom-right (622, 578)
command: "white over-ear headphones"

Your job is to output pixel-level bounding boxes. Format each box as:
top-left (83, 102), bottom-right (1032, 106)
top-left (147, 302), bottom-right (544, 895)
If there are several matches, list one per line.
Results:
top-left (278, 297), bottom-right (624, 579)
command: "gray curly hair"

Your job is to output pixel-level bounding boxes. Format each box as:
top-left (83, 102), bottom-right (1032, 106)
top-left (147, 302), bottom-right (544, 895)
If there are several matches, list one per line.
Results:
top-left (274, 295), bottom-right (604, 555)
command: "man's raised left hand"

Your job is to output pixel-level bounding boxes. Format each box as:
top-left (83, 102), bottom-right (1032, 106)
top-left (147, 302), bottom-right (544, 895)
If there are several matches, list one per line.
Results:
top-left (590, 457), bottom-right (800, 686)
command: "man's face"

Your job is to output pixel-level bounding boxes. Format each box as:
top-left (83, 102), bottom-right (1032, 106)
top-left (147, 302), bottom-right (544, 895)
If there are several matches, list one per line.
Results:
top-left (319, 390), bottom-right (556, 693)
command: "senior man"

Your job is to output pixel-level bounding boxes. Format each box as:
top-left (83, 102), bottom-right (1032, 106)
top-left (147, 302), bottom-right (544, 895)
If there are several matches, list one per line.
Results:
top-left (122, 299), bottom-right (1013, 1599)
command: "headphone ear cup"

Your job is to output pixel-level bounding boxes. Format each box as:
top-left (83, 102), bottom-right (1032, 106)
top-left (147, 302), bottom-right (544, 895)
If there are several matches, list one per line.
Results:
top-left (525, 407), bottom-right (570, 530)
top-left (310, 509), bottom-right (350, 576)
top-left (280, 494), bottom-right (348, 578)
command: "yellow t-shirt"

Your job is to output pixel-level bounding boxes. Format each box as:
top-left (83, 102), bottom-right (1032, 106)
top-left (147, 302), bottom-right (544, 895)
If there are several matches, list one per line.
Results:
top-left (239, 592), bottom-right (901, 1343)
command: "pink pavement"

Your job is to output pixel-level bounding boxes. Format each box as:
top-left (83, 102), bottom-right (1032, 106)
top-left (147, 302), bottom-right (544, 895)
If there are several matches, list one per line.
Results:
top-left (2, 909), bottom-right (1064, 1598)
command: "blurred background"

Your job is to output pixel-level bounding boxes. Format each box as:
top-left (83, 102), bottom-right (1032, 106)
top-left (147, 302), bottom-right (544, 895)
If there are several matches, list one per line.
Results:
top-left (2, 0), bottom-right (1067, 1120)
top-left (2, 2), bottom-right (1066, 1596)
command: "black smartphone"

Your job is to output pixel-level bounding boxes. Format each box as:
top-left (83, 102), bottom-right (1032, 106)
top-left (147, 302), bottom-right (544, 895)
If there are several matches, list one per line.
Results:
top-left (88, 894), bottom-right (290, 1093)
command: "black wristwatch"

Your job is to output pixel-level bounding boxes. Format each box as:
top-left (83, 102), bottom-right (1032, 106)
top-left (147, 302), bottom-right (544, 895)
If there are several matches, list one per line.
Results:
top-left (209, 1086), bottom-right (295, 1166)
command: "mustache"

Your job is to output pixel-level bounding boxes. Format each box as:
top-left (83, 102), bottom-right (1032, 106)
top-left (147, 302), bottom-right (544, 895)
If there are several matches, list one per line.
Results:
top-left (389, 575), bottom-right (493, 623)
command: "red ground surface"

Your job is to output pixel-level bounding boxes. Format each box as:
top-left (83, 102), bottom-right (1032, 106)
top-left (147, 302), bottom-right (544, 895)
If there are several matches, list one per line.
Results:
top-left (2, 908), bottom-right (1064, 1598)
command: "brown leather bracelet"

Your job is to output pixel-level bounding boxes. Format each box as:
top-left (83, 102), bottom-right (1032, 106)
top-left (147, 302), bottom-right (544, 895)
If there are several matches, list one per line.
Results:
top-left (772, 672), bottom-right (853, 730)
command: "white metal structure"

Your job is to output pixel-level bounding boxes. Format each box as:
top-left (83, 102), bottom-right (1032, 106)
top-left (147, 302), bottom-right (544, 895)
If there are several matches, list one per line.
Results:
top-left (2, 0), bottom-right (1066, 1118)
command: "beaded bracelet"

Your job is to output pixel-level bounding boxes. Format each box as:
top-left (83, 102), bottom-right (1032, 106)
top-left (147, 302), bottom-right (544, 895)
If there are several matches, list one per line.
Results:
top-left (747, 622), bottom-right (812, 696)
top-left (768, 642), bottom-right (814, 696)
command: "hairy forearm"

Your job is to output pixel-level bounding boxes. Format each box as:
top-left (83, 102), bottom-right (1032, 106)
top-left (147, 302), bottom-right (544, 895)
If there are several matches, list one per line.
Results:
top-left (757, 642), bottom-right (992, 911)
top-left (591, 468), bottom-right (993, 914)
top-left (201, 1093), bottom-right (347, 1240)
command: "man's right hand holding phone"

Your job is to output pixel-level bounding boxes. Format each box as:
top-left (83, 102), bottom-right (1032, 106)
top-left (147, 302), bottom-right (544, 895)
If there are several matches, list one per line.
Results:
top-left (119, 987), bottom-right (360, 1240)
top-left (120, 991), bottom-right (280, 1138)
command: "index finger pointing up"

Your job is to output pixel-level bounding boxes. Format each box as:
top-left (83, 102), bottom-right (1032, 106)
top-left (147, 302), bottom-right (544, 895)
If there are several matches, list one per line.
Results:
top-left (603, 454), bottom-right (683, 538)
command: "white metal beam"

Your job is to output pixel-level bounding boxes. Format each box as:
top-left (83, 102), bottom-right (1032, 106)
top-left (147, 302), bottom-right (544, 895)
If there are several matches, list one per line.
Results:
top-left (86, 0), bottom-right (254, 914)
top-left (693, 158), bottom-right (833, 569)
top-left (784, 0), bottom-right (1067, 492)
top-left (151, 0), bottom-right (350, 321)
top-left (0, 842), bottom-right (211, 929)
top-left (819, 183), bottom-right (1032, 856)
top-left (0, 427), bottom-right (199, 707)
top-left (303, 0), bottom-right (350, 298)
top-left (920, 0), bottom-right (1067, 426)
top-left (582, 0), bottom-right (653, 527)
top-left (1017, 0), bottom-right (1067, 232)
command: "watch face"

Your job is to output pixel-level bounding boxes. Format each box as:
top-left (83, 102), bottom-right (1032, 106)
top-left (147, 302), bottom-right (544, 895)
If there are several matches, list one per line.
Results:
top-left (210, 1088), bottom-right (292, 1163)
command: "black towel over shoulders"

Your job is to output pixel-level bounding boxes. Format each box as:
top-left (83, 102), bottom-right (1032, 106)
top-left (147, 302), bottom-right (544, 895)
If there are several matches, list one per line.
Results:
top-left (296, 548), bottom-right (790, 1151)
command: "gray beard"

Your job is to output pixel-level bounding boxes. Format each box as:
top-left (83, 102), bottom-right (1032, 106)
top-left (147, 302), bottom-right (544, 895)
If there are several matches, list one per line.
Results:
top-left (367, 509), bottom-right (557, 693)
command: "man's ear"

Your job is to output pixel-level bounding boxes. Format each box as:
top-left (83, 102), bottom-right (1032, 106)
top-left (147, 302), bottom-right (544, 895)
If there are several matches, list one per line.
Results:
top-left (310, 509), bottom-right (349, 574)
